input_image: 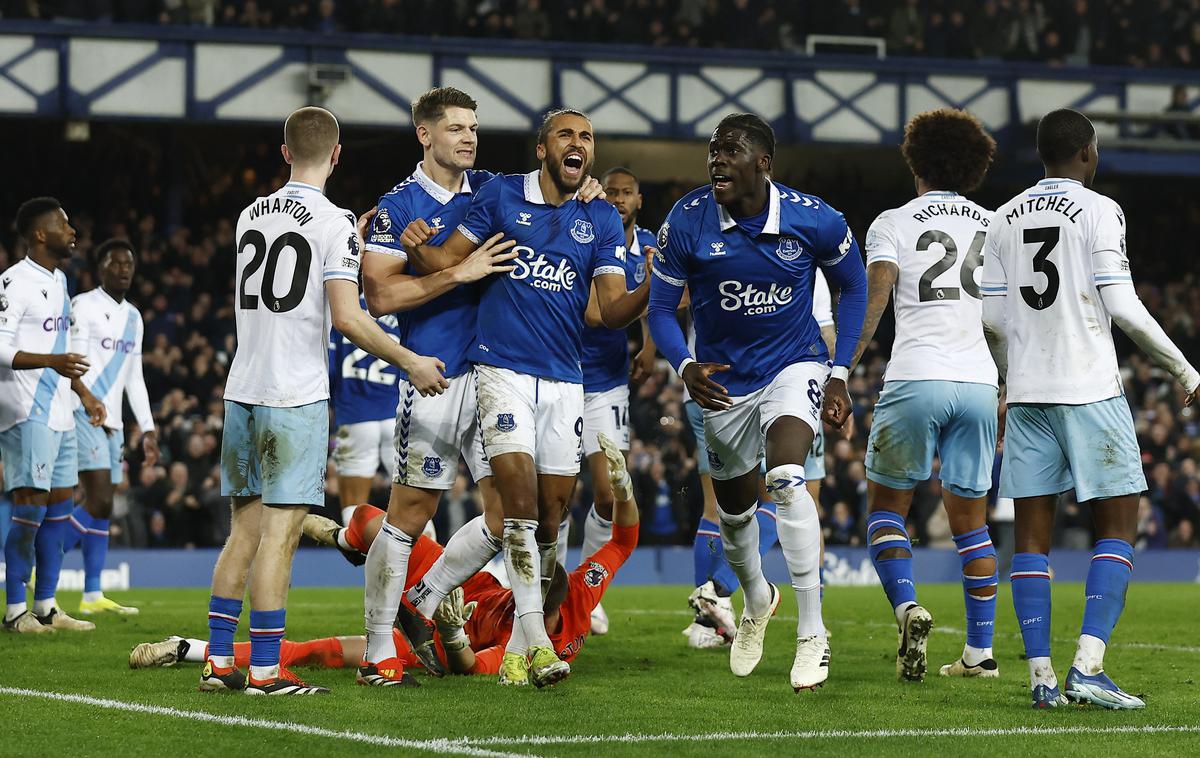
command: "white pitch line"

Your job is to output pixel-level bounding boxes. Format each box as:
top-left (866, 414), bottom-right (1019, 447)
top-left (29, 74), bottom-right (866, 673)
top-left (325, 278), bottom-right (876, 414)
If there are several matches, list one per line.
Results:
top-left (0, 686), bottom-right (529, 758)
top-left (463, 724), bottom-right (1200, 748)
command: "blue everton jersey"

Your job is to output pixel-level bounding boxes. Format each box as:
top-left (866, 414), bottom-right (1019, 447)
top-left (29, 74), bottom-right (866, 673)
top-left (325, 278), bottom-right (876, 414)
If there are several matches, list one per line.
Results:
top-left (328, 299), bottom-right (402, 426)
top-left (580, 225), bottom-right (654, 393)
top-left (458, 171), bottom-right (627, 384)
top-left (654, 181), bottom-right (857, 395)
top-left (364, 164), bottom-right (495, 380)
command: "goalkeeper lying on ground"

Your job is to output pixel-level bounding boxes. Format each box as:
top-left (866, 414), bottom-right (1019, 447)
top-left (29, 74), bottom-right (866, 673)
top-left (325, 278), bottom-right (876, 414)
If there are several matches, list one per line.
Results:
top-left (130, 434), bottom-right (639, 683)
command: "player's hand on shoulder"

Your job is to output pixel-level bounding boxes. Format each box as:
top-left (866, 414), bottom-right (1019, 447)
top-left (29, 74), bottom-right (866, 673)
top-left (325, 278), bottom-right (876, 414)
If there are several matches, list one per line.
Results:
top-left (455, 233), bottom-right (518, 284)
top-left (400, 218), bottom-right (435, 253)
top-left (577, 175), bottom-right (604, 203)
top-left (682, 361), bottom-right (732, 411)
top-left (49, 352), bottom-right (89, 379)
top-left (356, 207), bottom-right (377, 239)
top-left (821, 376), bottom-right (852, 429)
top-left (405, 353), bottom-right (450, 397)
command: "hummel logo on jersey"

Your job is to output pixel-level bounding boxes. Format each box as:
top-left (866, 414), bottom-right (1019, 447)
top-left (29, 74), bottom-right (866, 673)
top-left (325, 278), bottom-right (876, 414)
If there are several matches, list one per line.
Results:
top-left (719, 280), bottom-right (794, 315)
top-left (569, 219), bottom-right (595, 244)
top-left (776, 237), bottom-right (804, 261)
top-left (510, 247), bottom-right (578, 292)
top-left (709, 241), bottom-right (726, 257)
top-left (430, 217), bottom-right (445, 232)
top-left (516, 212), bottom-right (533, 226)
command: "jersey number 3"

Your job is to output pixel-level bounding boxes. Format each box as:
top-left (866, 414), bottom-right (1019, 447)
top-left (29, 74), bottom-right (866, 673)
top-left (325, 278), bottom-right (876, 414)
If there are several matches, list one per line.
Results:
top-left (238, 230), bottom-right (311, 313)
top-left (1019, 226), bottom-right (1060, 311)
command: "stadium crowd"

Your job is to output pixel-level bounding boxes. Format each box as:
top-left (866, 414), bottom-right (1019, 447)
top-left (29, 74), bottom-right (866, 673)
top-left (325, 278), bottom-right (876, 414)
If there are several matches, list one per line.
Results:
top-left (8, 0), bottom-right (1200, 69)
top-left (1, 146), bottom-right (1197, 554)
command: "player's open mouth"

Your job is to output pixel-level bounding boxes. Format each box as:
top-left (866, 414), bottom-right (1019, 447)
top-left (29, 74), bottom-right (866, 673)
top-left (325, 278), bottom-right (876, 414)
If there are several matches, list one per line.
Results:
top-left (563, 153), bottom-right (584, 177)
top-left (711, 174), bottom-right (732, 191)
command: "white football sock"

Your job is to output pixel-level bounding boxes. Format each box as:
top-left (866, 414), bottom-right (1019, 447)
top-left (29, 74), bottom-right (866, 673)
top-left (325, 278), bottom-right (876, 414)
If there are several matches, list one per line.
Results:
top-left (6, 602), bottom-right (27, 620)
top-left (32, 598), bottom-right (56, 617)
top-left (963, 644), bottom-right (992, 666)
top-left (767, 464), bottom-right (824, 637)
top-left (1028, 656), bottom-right (1057, 689)
top-left (579, 504), bottom-right (612, 566)
top-left (408, 515), bottom-right (501, 618)
top-left (341, 505), bottom-right (357, 526)
top-left (555, 519), bottom-right (569, 569)
top-left (1072, 633), bottom-right (1107, 676)
top-left (183, 638), bottom-right (208, 663)
top-left (335, 528), bottom-right (354, 552)
top-left (82, 590), bottom-right (102, 603)
top-left (363, 521), bottom-right (414, 663)
top-left (539, 539), bottom-right (558, 596)
top-left (716, 502), bottom-right (772, 618)
top-left (504, 519), bottom-right (552, 649)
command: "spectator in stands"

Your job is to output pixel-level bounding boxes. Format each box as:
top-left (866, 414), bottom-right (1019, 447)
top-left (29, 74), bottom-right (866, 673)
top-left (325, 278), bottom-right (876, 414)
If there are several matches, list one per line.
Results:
top-left (973, 0), bottom-right (1010, 59)
top-left (1137, 495), bottom-right (1169, 549)
top-left (514, 0), bottom-right (550, 41)
top-left (1164, 84), bottom-right (1200, 139)
top-left (887, 0), bottom-right (924, 56)
top-left (1169, 518), bottom-right (1198, 547)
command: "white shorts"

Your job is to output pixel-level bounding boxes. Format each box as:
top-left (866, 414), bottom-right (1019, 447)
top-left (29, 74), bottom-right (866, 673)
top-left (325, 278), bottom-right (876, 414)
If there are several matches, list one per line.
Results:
top-left (475, 364), bottom-right (583, 476)
top-left (703, 361), bottom-right (830, 481)
top-left (394, 371), bottom-right (490, 490)
top-left (582, 385), bottom-right (630, 458)
top-left (332, 419), bottom-right (394, 479)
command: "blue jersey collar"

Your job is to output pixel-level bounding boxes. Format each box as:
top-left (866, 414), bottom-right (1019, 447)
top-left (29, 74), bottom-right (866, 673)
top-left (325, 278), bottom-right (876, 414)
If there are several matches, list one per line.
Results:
top-left (715, 181), bottom-right (781, 236)
top-left (414, 162), bottom-right (472, 205)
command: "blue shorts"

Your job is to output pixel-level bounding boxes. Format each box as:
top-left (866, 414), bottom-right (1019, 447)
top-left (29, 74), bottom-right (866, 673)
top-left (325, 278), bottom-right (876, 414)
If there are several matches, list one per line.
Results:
top-left (76, 408), bottom-right (123, 485)
top-left (1000, 396), bottom-right (1146, 502)
top-left (866, 380), bottom-right (998, 498)
top-left (0, 421), bottom-right (78, 492)
top-left (687, 400), bottom-right (819, 479)
top-left (220, 400), bottom-right (329, 507)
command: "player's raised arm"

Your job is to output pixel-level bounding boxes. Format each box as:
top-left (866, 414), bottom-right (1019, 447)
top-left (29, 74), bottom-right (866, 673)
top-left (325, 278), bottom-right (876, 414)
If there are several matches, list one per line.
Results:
top-left (365, 231), bottom-right (516, 316)
top-left (850, 216), bottom-right (900, 372)
top-left (326, 278), bottom-right (449, 396)
top-left (401, 173), bottom-right (507, 274)
top-left (817, 216), bottom-right (868, 429)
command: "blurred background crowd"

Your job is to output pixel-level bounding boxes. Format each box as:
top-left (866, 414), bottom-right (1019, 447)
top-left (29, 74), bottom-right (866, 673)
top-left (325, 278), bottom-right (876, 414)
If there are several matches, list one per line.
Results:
top-left (9, 0), bottom-right (1200, 69)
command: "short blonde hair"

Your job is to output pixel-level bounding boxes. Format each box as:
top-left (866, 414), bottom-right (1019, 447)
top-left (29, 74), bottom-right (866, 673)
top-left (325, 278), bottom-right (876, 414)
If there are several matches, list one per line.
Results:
top-left (284, 106), bottom-right (340, 164)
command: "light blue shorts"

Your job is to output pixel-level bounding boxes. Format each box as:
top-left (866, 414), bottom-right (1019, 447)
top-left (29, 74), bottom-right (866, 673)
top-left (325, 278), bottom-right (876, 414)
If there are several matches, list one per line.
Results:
top-left (866, 380), bottom-right (998, 498)
top-left (76, 408), bottom-right (123, 485)
top-left (687, 399), bottom-right (822, 479)
top-left (0, 421), bottom-right (78, 492)
top-left (220, 400), bottom-right (329, 507)
top-left (1000, 396), bottom-right (1146, 502)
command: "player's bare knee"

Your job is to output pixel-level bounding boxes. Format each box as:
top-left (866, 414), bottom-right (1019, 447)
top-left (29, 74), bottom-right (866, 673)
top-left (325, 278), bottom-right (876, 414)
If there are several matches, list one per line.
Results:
top-left (963, 556), bottom-right (998, 600)
top-left (870, 527), bottom-right (911, 560)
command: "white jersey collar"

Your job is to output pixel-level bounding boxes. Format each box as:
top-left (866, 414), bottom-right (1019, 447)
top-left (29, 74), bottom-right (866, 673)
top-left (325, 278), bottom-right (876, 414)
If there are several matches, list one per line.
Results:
top-left (716, 181), bottom-right (781, 235)
top-left (96, 286), bottom-right (124, 308)
top-left (1039, 177), bottom-right (1082, 186)
top-left (283, 180), bottom-right (322, 193)
top-left (414, 162), bottom-right (472, 205)
top-left (22, 257), bottom-right (56, 280)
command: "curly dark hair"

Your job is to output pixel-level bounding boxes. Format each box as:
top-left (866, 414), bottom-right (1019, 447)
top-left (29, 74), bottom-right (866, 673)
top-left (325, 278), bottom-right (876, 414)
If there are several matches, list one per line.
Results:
top-left (900, 108), bottom-right (996, 194)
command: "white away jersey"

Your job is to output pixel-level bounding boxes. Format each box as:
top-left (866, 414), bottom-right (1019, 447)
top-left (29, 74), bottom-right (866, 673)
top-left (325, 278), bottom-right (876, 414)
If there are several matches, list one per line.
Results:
top-left (865, 192), bottom-right (997, 387)
top-left (981, 178), bottom-right (1131, 404)
top-left (0, 258), bottom-right (75, 432)
top-left (225, 181), bottom-right (361, 407)
top-left (71, 288), bottom-right (153, 432)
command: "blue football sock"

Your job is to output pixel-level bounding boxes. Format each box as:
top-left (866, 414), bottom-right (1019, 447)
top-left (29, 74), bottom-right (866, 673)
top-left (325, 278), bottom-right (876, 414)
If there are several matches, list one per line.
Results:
top-left (249, 608), bottom-right (287, 673)
top-left (1011, 552), bottom-right (1052, 659)
top-left (694, 518), bottom-right (739, 595)
top-left (1081, 539), bottom-right (1134, 644)
top-left (867, 510), bottom-right (917, 611)
top-left (33, 499), bottom-right (72, 603)
top-left (755, 501), bottom-right (779, 555)
top-left (61, 505), bottom-right (90, 553)
top-left (207, 596), bottom-right (243, 660)
top-left (954, 525), bottom-right (998, 650)
top-left (82, 516), bottom-right (110, 595)
top-left (5, 506), bottom-right (44, 610)
top-left (0, 498), bottom-right (12, 548)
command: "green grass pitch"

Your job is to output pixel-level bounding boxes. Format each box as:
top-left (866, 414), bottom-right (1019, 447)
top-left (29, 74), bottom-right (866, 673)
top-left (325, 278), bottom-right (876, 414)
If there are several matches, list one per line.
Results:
top-left (2, 583), bottom-right (1198, 756)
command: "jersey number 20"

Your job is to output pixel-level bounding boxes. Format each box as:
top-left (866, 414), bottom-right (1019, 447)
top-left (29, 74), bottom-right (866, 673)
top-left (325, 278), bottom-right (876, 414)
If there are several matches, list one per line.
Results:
top-left (238, 230), bottom-right (311, 313)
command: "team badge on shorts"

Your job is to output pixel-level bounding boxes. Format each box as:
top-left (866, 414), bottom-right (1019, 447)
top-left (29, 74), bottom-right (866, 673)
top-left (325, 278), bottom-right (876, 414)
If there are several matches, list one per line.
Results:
top-left (570, 219), bottom-right (595, 244)
top-left (496, 413), bottom-right (517, 433)
top-left (707, 448), bottom-right (724, 471)
top-left (422, 456), bottom-right (443, 478)
top-left (584, 561), bottom-right (610, 587)
top-left (776, 236), bottom-right (804, 261)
